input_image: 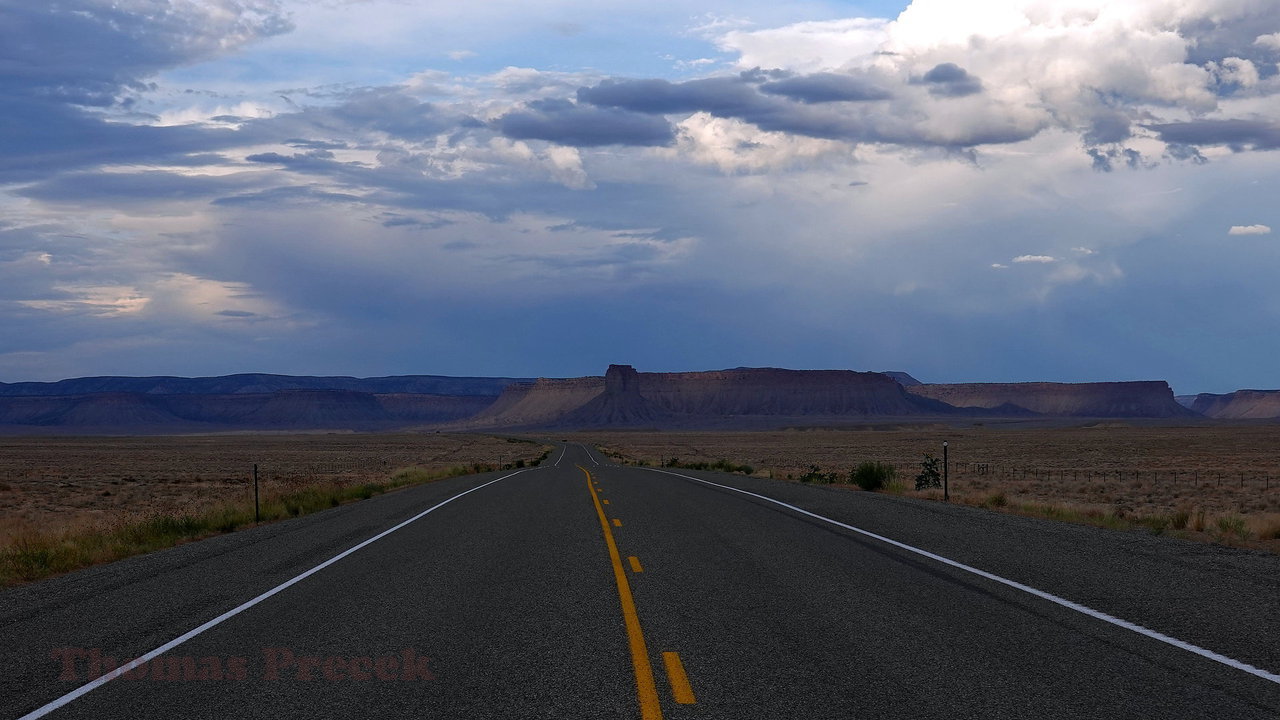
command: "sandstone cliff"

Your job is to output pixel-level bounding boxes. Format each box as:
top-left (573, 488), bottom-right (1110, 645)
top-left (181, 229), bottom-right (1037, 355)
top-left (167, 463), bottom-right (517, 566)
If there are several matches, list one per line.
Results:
top-left (907, 381), bottom-right (1194, 418)
top-left (465, 365), bottom-right (953, 429)
top-left (1191, 390), bottom-right (1280, 419)
top-left (460, 376), bottom-right (607, 429)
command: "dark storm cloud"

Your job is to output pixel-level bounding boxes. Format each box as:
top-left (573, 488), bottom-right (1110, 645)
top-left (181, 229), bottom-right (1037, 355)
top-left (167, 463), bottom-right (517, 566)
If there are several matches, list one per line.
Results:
top-left (0, 1), bottom-right (290, 106)
top-left (578, 73), bottom-right (1032, 148)
top-left (0, 100), bottom-right (251, 183)
top-left (0, 2), bottom-right (291, 183)
top-left (16, 170), bottom-right (262, 205)
top-left (913, 63), bottom-right (983, 98)
top-left (495, 99), bottom-right (675, 147)
top-left (1147, 119), bottom-right (1280, 151)
top-left (320, 88), bottom-right (461, 141)
top-left (380, 214), bottom-right (455, 230)
top-left (1179, 8), bottom-right (1280, 71)
top-left (287, 139), bottom-right (350, 151)
top-left (1086, 147), bottom-right (1150, 173)
top-left (212, 185), bottom-right (369, 208)
top-left (1085, 112), bottom-right (1132, 145)
top-left (579, 76), bottom-right (767, 115)
top-left (244, 149), bottom-right (345, 172)
top-left (757, 73), bottom-right (892, 103)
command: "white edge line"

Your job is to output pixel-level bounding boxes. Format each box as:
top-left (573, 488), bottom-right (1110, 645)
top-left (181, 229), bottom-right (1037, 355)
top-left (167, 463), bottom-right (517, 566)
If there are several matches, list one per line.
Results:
top-left (554, 445), bottom-right (566, 467)
top-left (644, 467), bottom-right (1280, 686)
top-left (18, 467), bottom-right (536, 720)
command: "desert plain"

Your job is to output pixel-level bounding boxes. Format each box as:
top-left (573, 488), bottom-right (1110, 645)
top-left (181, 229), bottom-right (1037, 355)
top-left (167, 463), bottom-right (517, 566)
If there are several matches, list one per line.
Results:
top-left (571, 423), bottom-right (1280, 551)
top-left (0, 433), bottom-right (546, 544)
top-left (3, 423), bottom-right (1279, 573)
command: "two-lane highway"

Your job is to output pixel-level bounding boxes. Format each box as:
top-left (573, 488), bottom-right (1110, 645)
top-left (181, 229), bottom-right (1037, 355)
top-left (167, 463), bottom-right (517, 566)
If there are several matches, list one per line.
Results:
top-left (3, 443), bottom-right (1279, 718)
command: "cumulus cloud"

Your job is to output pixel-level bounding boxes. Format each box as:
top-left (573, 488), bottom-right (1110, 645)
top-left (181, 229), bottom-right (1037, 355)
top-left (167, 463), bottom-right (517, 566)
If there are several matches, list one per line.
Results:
top-left (1228, 224), bottom-right (1272, 235)
top-left (668, 112), bottom-right (853, 172)
top-left (1012, 255), bottom-right (1057, 264)
top-left (546, 0), bottom-right (1280, 163)
top-left (713, 18), bottom-right (890, 73)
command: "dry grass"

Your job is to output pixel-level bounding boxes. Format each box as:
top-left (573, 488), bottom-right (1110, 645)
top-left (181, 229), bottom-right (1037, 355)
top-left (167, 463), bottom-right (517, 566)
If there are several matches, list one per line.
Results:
top-left (569, 425), bottom-right (1280, 553)
top-left (0, 433), bottom-right (551, 586)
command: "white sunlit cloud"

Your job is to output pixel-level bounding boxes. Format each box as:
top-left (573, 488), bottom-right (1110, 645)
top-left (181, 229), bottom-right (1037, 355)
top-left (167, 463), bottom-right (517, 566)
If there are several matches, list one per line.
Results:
top-left (1012, 255), bottom-right (1057, 264)
top-left (1228, 224), bottom-right (1272, 236)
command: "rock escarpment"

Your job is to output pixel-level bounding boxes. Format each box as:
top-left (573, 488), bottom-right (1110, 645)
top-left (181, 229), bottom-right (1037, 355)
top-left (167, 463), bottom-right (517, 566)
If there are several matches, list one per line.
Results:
top-left (637, 367), bottom-right (940, 417)
top-left (907, 381), bottom-right (1194, 418)
top-left (461, 376), bottom-right (607, 429)
top-left (466, 365), bottom-right (953, 429)
top-left (1191, 390), bottom-right (1280, 419)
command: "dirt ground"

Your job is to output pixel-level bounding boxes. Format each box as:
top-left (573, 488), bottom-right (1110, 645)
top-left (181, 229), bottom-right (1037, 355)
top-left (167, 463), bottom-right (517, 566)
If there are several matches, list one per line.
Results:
top-left (567, 425), bottom-right (1280, 544)
top-left (0, 433), bottom-right (544, 541)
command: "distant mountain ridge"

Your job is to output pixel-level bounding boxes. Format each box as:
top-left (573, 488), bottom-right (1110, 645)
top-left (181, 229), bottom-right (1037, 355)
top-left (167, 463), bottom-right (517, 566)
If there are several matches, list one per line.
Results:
top-left (4, 366), bottom-right (1271, 434)
top-left (0, 391), bottom-right (495, 433)
top-left (0, 373), bottom-right (528, 398)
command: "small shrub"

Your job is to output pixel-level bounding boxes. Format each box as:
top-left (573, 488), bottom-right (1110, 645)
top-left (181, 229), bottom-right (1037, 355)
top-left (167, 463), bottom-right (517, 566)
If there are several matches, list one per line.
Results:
top-left (915, 453), bottom-right (942, 490)
top-left (851, 462), bottom-right (895, 491)
top-left (986, 491), bottom-right (1008, 508)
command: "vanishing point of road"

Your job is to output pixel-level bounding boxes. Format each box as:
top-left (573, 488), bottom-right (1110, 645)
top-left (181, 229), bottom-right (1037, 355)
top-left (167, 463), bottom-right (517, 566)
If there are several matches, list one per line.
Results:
top-left (3, 443), bottom-right (1279, 718)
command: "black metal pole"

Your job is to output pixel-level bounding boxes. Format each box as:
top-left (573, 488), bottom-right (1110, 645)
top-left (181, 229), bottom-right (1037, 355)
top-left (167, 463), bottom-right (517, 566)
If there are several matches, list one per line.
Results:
top-left (253, 463), bottom-right (260, 523)
top-left (943, 441), bottom-right (949, 501)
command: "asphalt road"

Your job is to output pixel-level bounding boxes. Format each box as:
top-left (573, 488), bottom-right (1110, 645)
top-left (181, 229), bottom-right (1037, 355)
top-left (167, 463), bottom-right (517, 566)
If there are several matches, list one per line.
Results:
top-left (3, 443), bottom-right (1279, 719)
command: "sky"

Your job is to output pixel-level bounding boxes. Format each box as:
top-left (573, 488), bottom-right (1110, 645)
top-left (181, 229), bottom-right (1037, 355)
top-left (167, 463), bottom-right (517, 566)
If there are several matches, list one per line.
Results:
top-left (2, 1), bottom-right (1279, 393)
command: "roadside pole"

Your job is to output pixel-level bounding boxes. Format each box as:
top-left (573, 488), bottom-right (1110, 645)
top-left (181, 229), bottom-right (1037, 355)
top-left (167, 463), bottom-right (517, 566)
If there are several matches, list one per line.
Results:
top-left (943, 441), bottom-right (949, 502)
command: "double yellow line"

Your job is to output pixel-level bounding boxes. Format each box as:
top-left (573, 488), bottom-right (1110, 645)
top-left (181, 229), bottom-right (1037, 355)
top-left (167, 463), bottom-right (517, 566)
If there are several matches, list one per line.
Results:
top-left (581, 466), bottom-right (694, 719)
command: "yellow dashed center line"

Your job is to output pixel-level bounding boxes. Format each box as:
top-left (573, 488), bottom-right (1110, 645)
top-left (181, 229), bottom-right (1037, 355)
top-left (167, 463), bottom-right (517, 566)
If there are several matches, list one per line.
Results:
top-left (628, 556), bottom-right (644, 573)
top-left (581, 466), bottom-right (662, 720)
top-left (603, 499), bottom-right (610, 505)
top-left (662, 652), bottom-right (697, 705)
top-left (613, 518), bottom-right (623, 527)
